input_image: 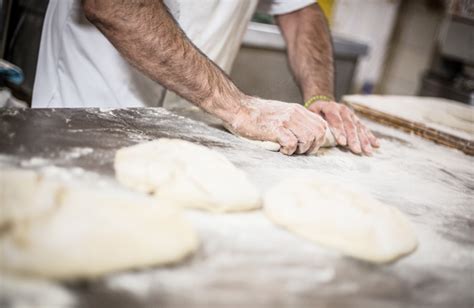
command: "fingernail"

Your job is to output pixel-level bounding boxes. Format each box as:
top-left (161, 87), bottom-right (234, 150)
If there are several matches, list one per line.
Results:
top-left (340, 135), bottom-right (347, 146)
top-left (354, 143), bottom-right (362, 154)
top-left (365, 147), bottom-right (373, 156)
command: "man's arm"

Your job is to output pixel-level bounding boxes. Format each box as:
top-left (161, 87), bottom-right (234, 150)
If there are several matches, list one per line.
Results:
top-left (276, 4), bottom-right (379, 155)
top-left (82, 0), bottom-right (328, 155)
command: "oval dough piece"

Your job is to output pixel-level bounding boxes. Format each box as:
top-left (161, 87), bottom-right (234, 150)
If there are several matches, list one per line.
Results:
top-left (114, 139), bottom-right (261, 212)
top-left (0, 169), bottom-right (198, 280)
top-left (263, 178), bottom-right (418, 263)
top-left (0, 169), bottom-right (61, 225)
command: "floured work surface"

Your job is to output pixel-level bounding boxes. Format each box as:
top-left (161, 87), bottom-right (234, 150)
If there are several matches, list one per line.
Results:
top-left (0, 107), bottom-right (473, 308)
top-left (343, 95), bottom-right (474, 155)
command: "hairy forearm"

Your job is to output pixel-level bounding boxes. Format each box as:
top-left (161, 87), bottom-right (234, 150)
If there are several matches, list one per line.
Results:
top-left (277, 4), bottom-right (334, 101)
top-left (82, 0), bottom-right (246, 123)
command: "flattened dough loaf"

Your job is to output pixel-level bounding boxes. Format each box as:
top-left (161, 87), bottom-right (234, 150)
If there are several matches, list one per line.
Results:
top-left (114, 139), bottom-right (261, 212)
top-left (264, 178), bottom-right (418, 263)
top-left (0, 169), bottom-right (60, 226)
top-left (0, 169), bottom-right (198, 279)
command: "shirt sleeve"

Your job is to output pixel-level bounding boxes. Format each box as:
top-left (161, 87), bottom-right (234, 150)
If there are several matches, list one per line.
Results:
top-left (257, 0), bottom-right (316, 16)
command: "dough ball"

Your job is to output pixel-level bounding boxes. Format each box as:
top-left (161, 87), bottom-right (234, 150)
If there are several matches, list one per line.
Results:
top-left (114, 139), bottom-right (261, 212)
top-left (263, 178), bottom-right (418, 263)
top-left (0, 169), bottom-right (199, 280)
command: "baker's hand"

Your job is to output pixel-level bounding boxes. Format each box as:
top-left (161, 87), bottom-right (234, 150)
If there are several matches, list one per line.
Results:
top-left (228, 97), bottom-right (328, 155)
top-left (307, 100), bottom-right (379, 155)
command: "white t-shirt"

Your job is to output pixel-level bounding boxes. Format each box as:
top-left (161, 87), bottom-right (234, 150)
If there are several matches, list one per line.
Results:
top-left (32, 0), bottom-right (315, 108)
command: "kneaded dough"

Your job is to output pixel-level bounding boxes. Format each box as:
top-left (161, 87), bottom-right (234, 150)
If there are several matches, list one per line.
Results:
top-left (114, 139), bottom-right (261, 212)
top-left (0, 169), bottom-right (198, 280)
top-left (241, 128), bottom-right (337, 153)
top-left (263, 178), bottom-right (418, 263)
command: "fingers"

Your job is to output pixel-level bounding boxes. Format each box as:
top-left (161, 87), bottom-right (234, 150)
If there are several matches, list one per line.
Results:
top-left (309, 101), bottom-right (382, 155)
top-left (351, 112), bottom-right (379, 154)
top-left (340, 106), bottom-right (362, 154)
top-left (294, 133), bottom-right (316, 154)
top-left (356, 122), bottom-right (373, 155)
top-left (286, 123), bottom-right (316, 155)
top-left (246, 99), bottom-right (379, 156)
top-left (276, 101), bottom-right (379, 156)
top-left (284, 107), bottom-right (326, 155)
top-left (296, 107), bottom-right (327, 154)
top-left (323, 110), bottom-right (347, 146)
top-left (358, 120), bottom-right (379, 151)
top-left (276, 128), bottom-right (298, 155)
top-left (307, 126), bottom-right (327, 154)
top-left (366, 128), bottom-right (380, 148)
top-left (256, 103), bottom-right (326, 156)
top-left (310, 102), bottom-right (347, 146)
top-left (295, 104), bottom-right (324, 129)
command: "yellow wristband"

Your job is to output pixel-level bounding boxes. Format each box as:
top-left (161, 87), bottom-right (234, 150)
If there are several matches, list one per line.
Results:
top-left (304, 95), bottom-right (333, 109)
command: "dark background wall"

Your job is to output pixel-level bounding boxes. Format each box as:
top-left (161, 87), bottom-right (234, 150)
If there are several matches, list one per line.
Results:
top-left (1, 0), bottom-right (49, 104)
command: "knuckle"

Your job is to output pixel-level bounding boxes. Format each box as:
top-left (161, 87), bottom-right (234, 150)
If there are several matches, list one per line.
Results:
top-left (348, 130), bottom-right (357, 138)
top-left (281, 143), bottom-right (296, 154)
top-left (328, 103), bottom-right (339, 112)
top-left (341, 106), bottom-right (354, 116)
top-left (341, 110), bottom-right (352, 120)
top-left (315, 130), bottom-right (325, 140)
top-left (299, 131), bottom-right (315, 145)
top-left (347, 119), bottom-right (357, 129)
top-left (302, 136), bottom-right (314, 147)
top-left (283, 137), bottom-right (297, 148)
top-left (315, 125), bottom-right (325, 134)
top-left (326, 111), bottom-right (341, 121)
top-left (343, 121), bottom-right (353, 130)
top-left (281, 115), bottom-right (291, 126)
top-left (340, 104), bottom-right (350, 112)
top-left (289, 110), bottom-right (300, 121)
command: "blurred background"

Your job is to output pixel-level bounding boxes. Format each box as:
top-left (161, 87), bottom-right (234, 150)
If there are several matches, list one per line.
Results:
top-left (0, 0), bottom-right (473, 106)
